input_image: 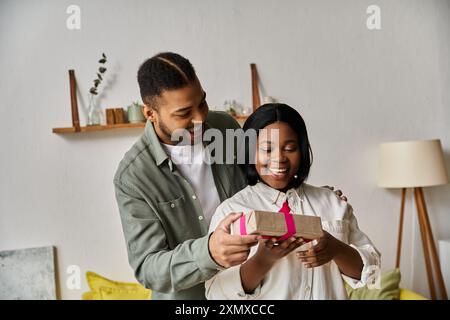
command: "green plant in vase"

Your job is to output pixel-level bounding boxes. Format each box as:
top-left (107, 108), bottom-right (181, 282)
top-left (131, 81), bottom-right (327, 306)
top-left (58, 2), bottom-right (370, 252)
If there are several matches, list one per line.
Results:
top-left (87, 53), bottom-right (107, 126)
top-left (224, 100), bottom-right (237, 117)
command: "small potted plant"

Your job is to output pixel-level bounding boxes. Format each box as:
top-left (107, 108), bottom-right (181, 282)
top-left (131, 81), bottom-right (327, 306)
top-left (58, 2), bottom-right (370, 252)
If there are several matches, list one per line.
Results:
top-left (87, 53), bottom-right (107, 126)
top-left (224, 100), bottom-right (237, 117)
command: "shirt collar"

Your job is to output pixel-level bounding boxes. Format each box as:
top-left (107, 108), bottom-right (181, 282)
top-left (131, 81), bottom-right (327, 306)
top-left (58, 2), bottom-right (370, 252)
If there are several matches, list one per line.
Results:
top-left (253, 182), bottom-right (304, 207)
top-left (144, 120), bottom-right (169, 167)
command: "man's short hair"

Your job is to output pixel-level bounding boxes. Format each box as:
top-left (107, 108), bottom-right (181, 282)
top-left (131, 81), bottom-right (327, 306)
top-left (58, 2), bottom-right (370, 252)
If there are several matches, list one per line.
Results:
top-left (137, 52), bottom-right (197, 109)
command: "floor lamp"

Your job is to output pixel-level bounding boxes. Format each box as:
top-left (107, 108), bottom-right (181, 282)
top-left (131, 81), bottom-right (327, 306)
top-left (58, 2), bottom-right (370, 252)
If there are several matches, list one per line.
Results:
top-left (378, 139), bottom-right (449, 300)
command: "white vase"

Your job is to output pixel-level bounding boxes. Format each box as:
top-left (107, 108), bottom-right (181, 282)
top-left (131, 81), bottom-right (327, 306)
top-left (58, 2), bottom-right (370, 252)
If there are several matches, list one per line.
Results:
top-left (87, 94), bottom-right (102, 126)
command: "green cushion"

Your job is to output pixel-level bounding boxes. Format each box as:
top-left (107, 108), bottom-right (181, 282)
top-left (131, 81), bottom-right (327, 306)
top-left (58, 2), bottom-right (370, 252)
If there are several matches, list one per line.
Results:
top-left (345, 269), bottom-right (401, 300)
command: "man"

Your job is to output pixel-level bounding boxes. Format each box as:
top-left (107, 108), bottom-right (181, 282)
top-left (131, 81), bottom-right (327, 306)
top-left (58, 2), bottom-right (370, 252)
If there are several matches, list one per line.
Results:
top-left (114, 52), bottom-right (346, 299)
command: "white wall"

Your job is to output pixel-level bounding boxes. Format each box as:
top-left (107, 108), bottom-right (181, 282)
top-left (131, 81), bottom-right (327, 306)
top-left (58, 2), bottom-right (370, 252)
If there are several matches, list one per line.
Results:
top-left (1, 0), bottom-right (449, 299)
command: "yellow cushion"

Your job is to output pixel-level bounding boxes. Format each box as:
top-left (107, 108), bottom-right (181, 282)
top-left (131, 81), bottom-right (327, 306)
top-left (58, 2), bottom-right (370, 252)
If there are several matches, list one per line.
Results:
top-left (82, 291), bottom-right (94, 300)
top-left (399, 288), bottom-right (427, 300)
top-left (82, 271), bottom-right (151, 300)
top-left (344, 268), bottom-right (428, 300)
top-left (345, 269), bottom-right (401, 300)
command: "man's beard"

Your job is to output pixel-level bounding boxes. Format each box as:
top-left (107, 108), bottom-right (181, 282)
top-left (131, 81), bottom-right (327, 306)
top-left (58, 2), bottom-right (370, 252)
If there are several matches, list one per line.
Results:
top-left (158, 120), bottom-right (176, 144)
top-left (157, 120), bottom-right (203, 145)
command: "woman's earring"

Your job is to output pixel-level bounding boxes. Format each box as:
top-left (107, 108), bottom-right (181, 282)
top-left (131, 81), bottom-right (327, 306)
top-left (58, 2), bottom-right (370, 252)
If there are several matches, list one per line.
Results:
top-left (294, 175), bottom-right (298, 179)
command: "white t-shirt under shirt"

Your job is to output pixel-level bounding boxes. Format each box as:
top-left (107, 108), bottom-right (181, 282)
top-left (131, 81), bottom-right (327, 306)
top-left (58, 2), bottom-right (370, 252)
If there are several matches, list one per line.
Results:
top-left (162, 142), bottom-right (221, 226)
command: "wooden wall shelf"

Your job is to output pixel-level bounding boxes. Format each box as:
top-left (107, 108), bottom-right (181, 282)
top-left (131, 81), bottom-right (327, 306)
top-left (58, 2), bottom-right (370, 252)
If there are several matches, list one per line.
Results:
top-left (53, 116), bottom-right (248, 134)
top-left (52, 122), bottom-right (145, 134)
top-left (52, 69), bottom-right (252, 135)
top-left (233, 115), bottom-right (249, 122)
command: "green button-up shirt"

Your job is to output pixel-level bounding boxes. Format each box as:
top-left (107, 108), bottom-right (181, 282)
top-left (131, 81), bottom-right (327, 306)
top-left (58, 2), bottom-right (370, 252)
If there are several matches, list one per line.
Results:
top-left (114, 111), bottom-right (247, 300)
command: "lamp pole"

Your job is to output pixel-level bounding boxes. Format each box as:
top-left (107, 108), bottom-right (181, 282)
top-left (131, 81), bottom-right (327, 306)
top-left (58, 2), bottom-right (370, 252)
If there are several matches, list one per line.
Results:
top-left (414, 187), bottom-right (448, 300)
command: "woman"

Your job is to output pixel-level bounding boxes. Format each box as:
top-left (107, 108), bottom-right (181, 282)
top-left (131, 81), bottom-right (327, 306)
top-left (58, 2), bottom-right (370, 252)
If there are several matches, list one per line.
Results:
top-left (205, 103), bottom-right (380, 299)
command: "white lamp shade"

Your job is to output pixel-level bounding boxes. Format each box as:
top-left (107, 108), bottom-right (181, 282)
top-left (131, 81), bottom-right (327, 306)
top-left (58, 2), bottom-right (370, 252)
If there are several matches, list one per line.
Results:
top-left (378, 139), bottom-right (449, 188)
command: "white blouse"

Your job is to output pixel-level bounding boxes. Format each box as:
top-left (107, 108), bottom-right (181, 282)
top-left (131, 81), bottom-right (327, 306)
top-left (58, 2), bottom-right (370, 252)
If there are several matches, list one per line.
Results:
top-left (205, 182), bottom-right (381, 300)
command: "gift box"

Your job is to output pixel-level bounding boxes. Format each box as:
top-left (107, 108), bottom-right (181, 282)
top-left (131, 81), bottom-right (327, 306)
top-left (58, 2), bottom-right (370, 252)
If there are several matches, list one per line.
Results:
top-left (231, 210), bottom-right (324, 240)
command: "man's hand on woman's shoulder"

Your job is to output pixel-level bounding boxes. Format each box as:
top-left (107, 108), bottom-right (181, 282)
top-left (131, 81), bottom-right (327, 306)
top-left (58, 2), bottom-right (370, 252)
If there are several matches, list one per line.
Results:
top-left (321, 185), bottom-right (348, 202)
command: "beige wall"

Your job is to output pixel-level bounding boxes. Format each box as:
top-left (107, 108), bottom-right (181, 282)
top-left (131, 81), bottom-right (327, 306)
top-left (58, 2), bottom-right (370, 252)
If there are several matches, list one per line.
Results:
top-left (1, 0), bottom-right (449, 299)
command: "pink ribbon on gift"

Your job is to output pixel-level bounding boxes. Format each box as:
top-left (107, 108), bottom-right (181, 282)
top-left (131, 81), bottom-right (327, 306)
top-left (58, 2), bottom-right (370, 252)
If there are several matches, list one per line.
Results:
top-left (239, 200), bottom-right (301, 241)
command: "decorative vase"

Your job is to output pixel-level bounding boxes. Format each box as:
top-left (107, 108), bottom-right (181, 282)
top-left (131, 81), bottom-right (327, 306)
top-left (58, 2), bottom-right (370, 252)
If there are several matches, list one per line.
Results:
top-left (127, 103), bottom-right (146, 123)
top-left (87, 94), bottom-right (103, 126)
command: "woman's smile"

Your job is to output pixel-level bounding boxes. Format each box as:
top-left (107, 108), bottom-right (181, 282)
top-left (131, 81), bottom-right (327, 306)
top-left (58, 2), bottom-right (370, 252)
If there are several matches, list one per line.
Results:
top-left (255, 122), bottom-right (301, 190)
top-left (266, 166), bottom-right (290, 179)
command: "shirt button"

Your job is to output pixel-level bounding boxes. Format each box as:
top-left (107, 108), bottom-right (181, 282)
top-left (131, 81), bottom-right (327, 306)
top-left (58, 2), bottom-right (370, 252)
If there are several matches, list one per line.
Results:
top-left (305, 286), bottom-right (310, 293)
top-left (170, 203), bottom-right (175, 208)
top-left (198, 216), bottom-right (204, 221)
top-left (192, 195), bottom-right (197, 200)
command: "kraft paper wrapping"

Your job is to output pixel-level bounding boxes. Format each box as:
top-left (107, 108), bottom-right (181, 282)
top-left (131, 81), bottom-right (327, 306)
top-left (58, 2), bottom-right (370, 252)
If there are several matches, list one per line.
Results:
top-left (232, 210), bottom-right (324, 240)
